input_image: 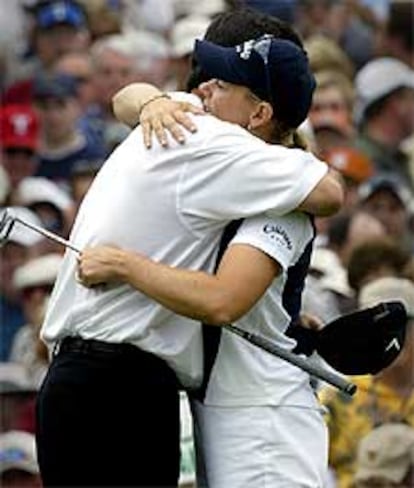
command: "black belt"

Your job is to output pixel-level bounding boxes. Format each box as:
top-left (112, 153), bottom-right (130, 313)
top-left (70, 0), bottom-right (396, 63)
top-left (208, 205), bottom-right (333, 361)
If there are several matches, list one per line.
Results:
top-left (56, 336), bottom-right (180, 387)
top-left (58, 336), bottom-right (141, 357)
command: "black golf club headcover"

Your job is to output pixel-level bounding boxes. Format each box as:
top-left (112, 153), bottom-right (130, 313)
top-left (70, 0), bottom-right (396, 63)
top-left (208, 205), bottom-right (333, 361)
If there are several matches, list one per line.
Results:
top-left (315, 301), bottom-right (407, 375)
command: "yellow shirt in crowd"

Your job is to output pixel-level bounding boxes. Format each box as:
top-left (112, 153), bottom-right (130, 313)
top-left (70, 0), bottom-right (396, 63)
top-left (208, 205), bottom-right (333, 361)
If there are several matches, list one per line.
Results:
top-left (319, 376), bottom-right (414, 488)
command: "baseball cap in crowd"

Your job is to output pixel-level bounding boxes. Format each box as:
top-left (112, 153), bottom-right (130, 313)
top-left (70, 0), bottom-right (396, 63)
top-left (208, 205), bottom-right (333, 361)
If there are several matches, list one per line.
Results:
top-left (16, 177), bottom-right (73, 214)
top-left (324, 147), bottom-right (374, 184)
top-left (36, 0), bottom-right (86, 29)
top-left (194, 34), bottom-right (316, 128)
top-left (355, 57), bottom-right (414, 122)
top-left (33, 72), bottom-right (78, 100)
top-left (354, 423), bottom-right (414, 485)
top-left (171, 15), bottom-right (210, 58)
top-left (359, 277), bottom-right (414, 318)
top-left (13, 253), bottom-right (62, 291)
top-left (0, 430), bottom-right (39, 475)
top-left (0, 206), bottom-right (43, 247)
top-left (0, 105), bottom-right (39, 152)
top-left (358, 173), bottom-right (413, 209)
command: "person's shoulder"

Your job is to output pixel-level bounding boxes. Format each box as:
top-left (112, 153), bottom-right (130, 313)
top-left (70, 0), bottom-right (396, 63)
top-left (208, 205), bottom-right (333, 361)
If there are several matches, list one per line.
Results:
top-left (238, 211), bottom-right (312, 248)
top-left (169, 91), bottom-right (203, 108)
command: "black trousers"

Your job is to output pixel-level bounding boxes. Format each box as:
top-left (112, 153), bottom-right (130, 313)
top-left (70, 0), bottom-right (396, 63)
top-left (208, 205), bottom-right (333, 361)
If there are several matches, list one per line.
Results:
top-left (36, 337), bottom-right (180, 487)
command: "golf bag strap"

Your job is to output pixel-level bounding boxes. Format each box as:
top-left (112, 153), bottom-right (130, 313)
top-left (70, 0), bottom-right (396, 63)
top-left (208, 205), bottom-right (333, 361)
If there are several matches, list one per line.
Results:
top-left (190, 219), bottom-right (244, 402)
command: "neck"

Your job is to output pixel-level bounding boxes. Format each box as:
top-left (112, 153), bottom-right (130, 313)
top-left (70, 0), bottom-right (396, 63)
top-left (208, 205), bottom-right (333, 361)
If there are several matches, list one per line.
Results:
top-left (252, 125), bottom-right (294, 147)
top-left (251, 125), bottom-right (273, 143)
top-left (279, 132), bottom-right (294, 147)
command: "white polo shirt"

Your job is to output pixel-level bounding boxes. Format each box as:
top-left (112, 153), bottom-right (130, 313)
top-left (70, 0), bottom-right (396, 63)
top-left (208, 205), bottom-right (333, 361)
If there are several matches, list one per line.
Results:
top-left (204, 212), bottom-right (319, 407)
top-left (41, 93), bottom-right (327, 389)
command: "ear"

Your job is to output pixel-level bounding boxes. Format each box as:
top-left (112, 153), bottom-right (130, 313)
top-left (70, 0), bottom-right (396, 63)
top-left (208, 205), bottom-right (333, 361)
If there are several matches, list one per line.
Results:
top-left (248, 101), bottom-right (274, 130)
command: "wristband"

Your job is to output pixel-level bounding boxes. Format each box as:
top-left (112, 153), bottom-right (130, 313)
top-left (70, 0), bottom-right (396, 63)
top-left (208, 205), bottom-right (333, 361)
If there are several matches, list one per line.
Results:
top-left (138, 93), bottom-right (171, 118)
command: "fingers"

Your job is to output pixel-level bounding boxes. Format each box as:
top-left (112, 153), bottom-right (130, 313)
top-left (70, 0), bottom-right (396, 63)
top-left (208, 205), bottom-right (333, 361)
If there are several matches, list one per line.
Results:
top-left (140, 99), bottom-right (203, 149)
top-left (163, 113), bottom-right (186, 144)
top-left (300, 312), bottom-right (324, 330)
top-left (145, 112), bottom-right (191, 147)
top-left (76, 255), bottom-right (87, 286)
top-left (152, 118), bottom-right (169, 147)
top-left (76, 253), bottom-right (96, 288)
top-left (173, 110), bottom-right (198, 135)
top-left (187, 103), bottom-right (205, 116)
top-left (142, 121), bottom-right (153, 149)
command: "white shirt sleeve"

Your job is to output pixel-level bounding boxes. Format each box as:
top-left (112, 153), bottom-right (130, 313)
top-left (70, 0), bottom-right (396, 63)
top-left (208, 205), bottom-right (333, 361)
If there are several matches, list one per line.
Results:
top-left (229, 212), bottom-right (313, 270)
top-left (179, 118), bottom-right (328, 226)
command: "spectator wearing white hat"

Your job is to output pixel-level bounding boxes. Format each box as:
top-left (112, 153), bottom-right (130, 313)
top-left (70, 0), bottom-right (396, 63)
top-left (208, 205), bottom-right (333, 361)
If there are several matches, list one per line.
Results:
top-left (170, 15), bottom-right (210, 91)
top-left (90, 31), bottom-right (171, 122)
top-left (320, 276), bottom-right (414, 488)
top-left (354, 422), bottom-right (414, 487)
top-left (15, 176), bottom-right (75, 253)
top-left (0, 430), bottom-right (41, 488)
top-left (354, 57), bottom-right (414, 190)
top-left (9, 254), bottom-right (62, 388)
top-left (0, 207), bottom-right (44, 362)
top-left (123, 0), bottom-right (175, 35)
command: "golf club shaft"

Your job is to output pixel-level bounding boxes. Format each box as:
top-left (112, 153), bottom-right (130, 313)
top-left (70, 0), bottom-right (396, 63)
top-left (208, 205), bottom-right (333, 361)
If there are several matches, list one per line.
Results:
top-left (226, 324), bottom-right (357, 396)
top-left (14, 217), bottom-right (81, 253)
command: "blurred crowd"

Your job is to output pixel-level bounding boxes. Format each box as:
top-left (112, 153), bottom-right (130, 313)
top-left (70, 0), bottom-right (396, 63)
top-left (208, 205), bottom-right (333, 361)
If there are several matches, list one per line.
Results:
top-left (0, 0), bottom-right (413, 487)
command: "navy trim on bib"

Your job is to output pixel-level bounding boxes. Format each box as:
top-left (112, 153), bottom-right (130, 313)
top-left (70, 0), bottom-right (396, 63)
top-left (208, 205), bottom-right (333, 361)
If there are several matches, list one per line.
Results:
top-left (191, 219), bottom-right (243, 401)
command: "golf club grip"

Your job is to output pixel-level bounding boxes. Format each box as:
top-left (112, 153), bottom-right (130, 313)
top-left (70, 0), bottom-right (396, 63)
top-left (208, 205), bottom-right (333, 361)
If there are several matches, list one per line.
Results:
top-left (226, 325), bottom-right (357, 396)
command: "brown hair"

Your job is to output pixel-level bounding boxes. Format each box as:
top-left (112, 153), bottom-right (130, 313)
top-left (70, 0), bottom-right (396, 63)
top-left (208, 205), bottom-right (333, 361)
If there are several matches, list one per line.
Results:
top-left (304, 35), bottom-right (355, 80)
top-left (315, 69), bottom-right (355, 110)
top-left (347, 237), bottom-right (410, 292)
